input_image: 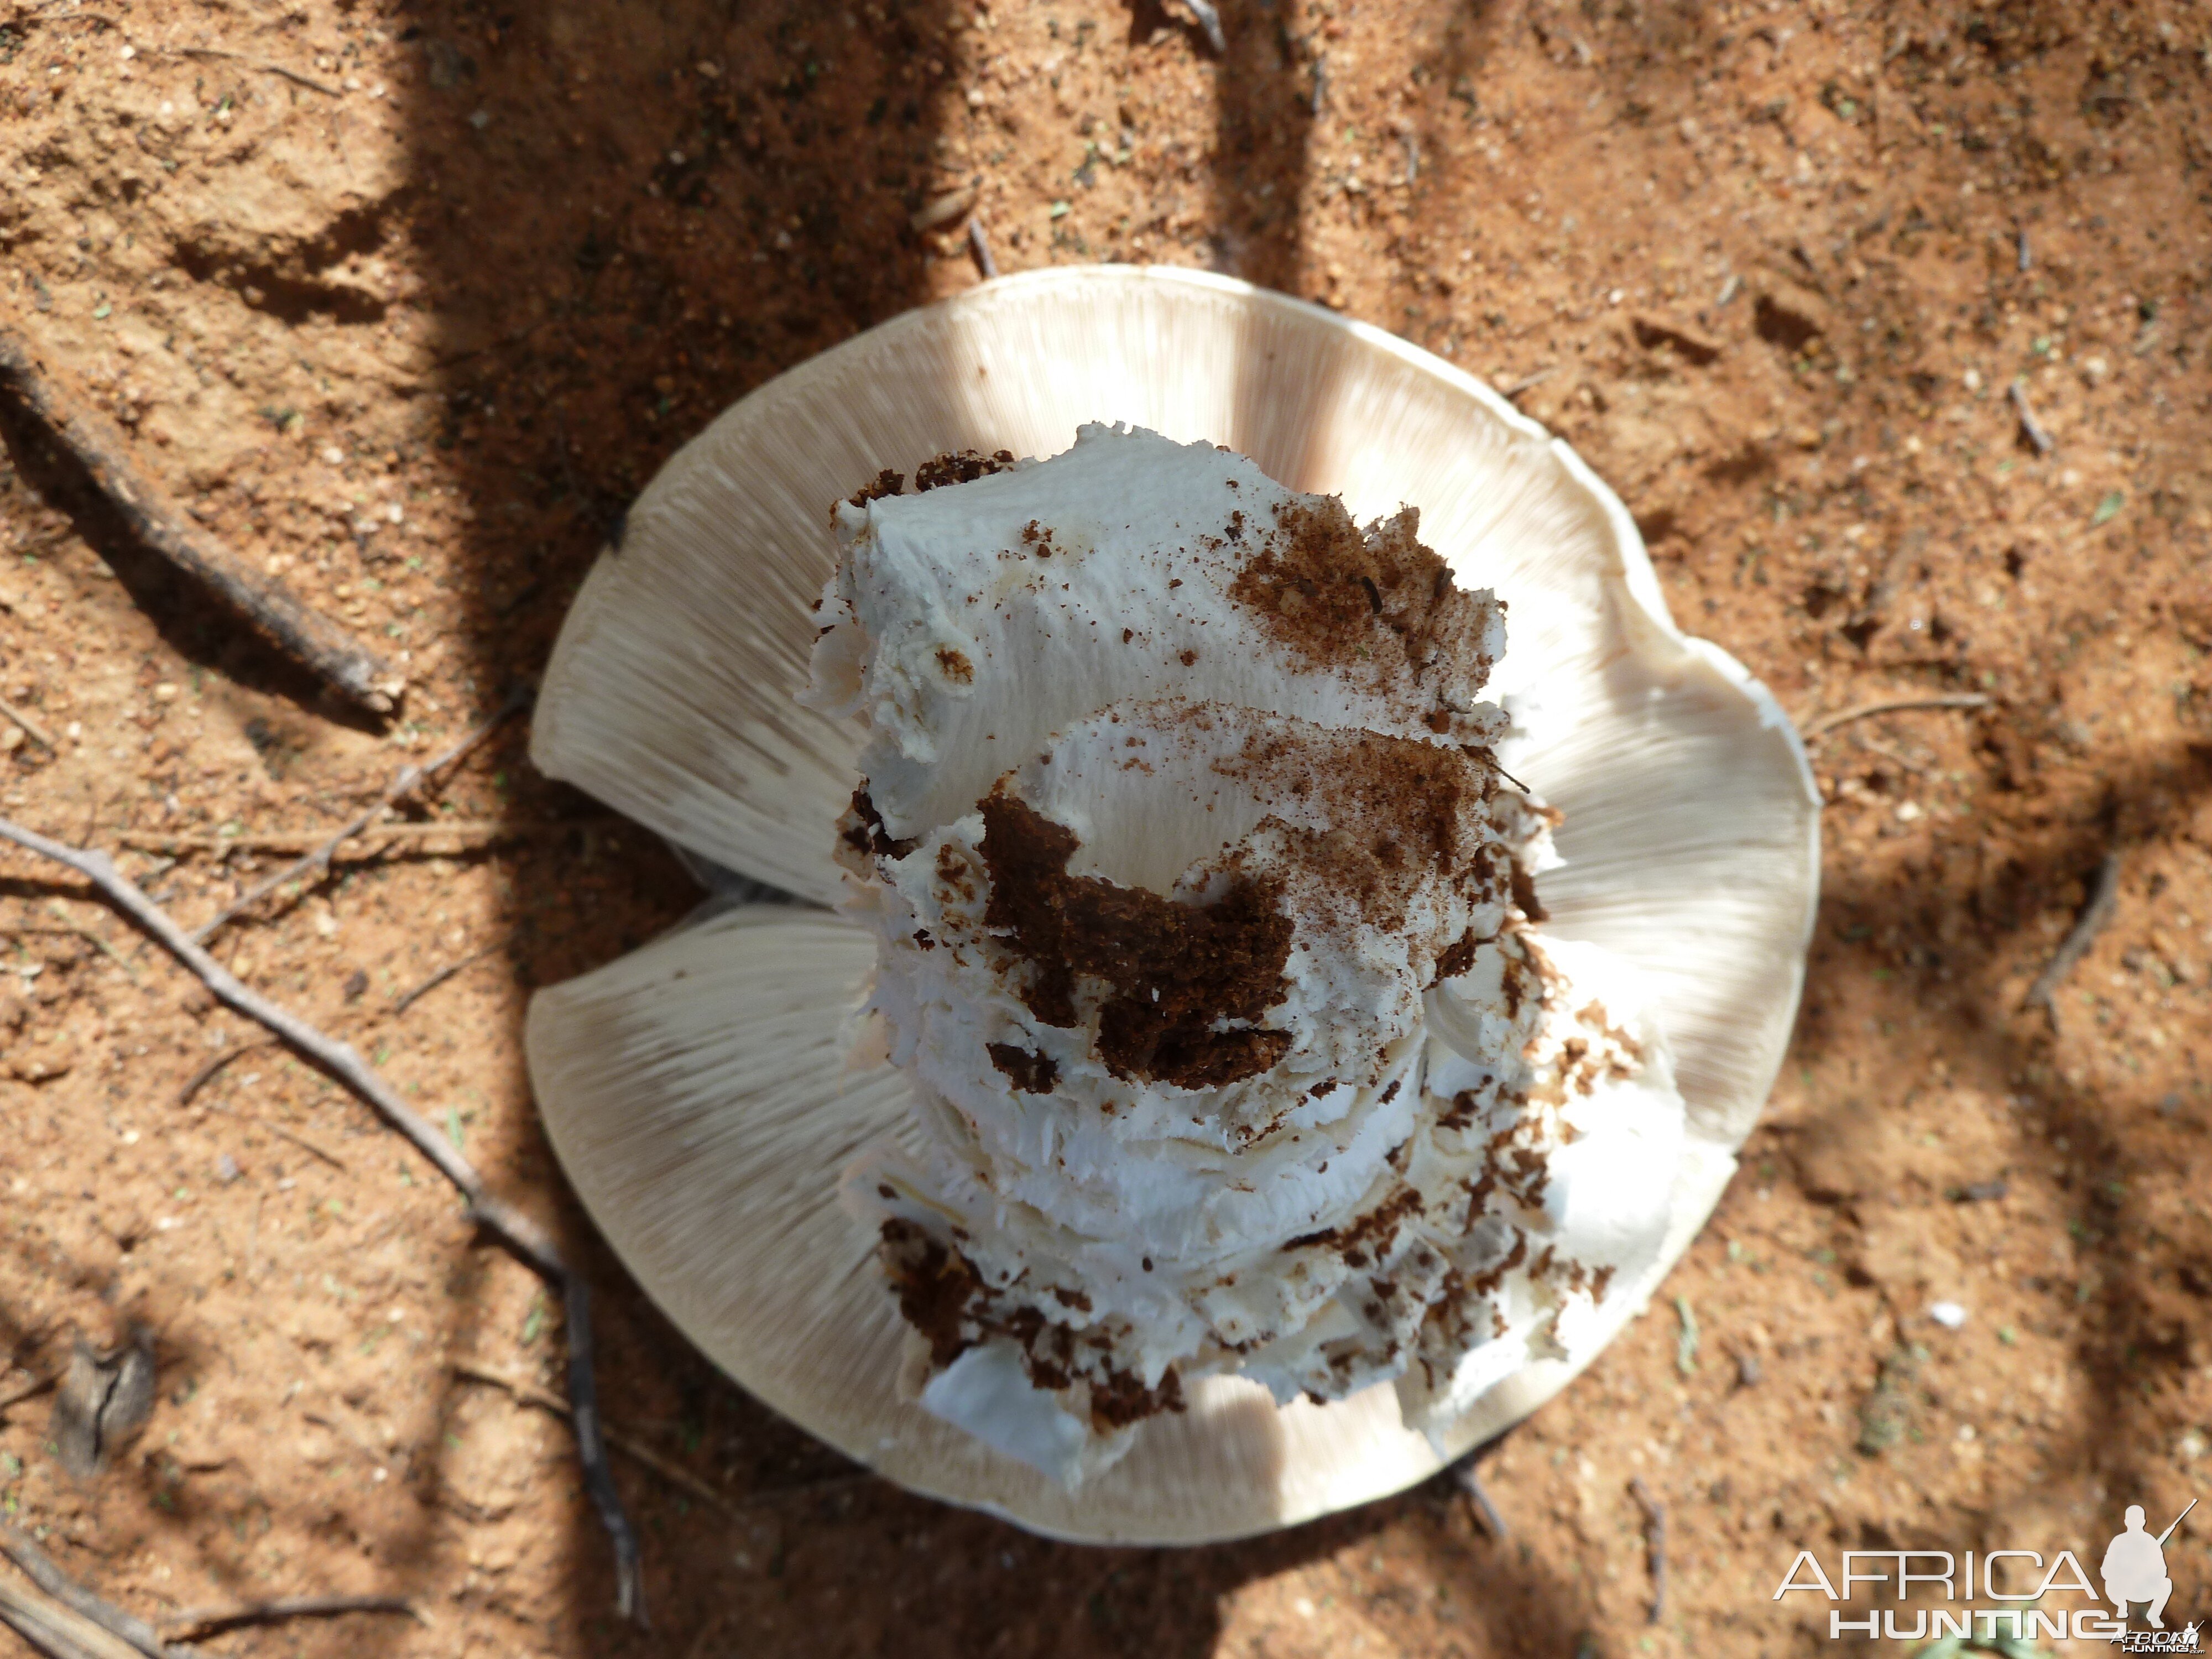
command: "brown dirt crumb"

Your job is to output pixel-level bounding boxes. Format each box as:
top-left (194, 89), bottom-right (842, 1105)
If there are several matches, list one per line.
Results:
top-left (912, 448), bottom-right (1018, 492)
top-left (1230, 499), bottom-right (1496, 693)
top-left (846, 467), bottom-right (905, 507)
top-left (977, 786), bottom-right (1293, 1089)
top-left (985, 1042), bottom-right (1060, 1094)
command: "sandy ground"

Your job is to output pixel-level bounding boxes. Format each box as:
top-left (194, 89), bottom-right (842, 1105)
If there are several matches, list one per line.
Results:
top-left (2, 0), bottom-right (2209, 1655)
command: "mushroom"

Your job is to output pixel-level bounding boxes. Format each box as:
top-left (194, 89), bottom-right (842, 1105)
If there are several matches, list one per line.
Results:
top-left (523, 266), bottom-right (1819, 1543)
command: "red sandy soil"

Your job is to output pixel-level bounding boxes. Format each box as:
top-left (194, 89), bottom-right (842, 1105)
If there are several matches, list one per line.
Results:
top-left (1, 0), bottom-right (2208, 1656)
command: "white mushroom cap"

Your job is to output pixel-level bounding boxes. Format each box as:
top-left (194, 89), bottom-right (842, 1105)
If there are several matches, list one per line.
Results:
top-left (523, 265), bottom-right (1820, 1543)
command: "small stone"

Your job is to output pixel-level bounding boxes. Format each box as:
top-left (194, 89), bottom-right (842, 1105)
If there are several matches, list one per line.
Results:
top-left (1928, 1301), bottom-right (1968, 1329)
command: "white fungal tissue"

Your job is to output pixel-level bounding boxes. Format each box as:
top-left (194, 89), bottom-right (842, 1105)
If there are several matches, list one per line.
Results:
top-left (800, 424), bottom-right (1687, 1488)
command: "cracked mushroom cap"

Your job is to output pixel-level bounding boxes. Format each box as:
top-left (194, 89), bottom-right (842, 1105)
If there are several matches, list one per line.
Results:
top-left (521, 265), bottom-right (1820, 1545)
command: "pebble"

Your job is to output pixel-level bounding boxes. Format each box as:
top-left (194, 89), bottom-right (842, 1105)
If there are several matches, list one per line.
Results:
top-left (216, 1152), bottom-right (241, 1183)
top-left (1928, 1301), bottom-right (1968, 1329)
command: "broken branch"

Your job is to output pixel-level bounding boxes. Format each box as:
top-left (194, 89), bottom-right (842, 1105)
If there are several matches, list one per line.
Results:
top-left (966, 215), bottom-right (999, 281)
top-left (173, 46), bottom-right (344, 97)
top-left (1177, 0), bottom-right (1227, 52)
top-left (453, 1362), bottom-right (738, 1517)
top-left (1801, 693), bottom-right (1990, 739)
top-left (190, 690), bottom-right (528, 943)
top-left (176, 1041), bottom-right (273, 1108)
top-left (392, 944), bottom-right (500, 1015)
top-left (0, 818), bottom-right (645, 1627)
top-left (161, 1595), bottom-right (422, 1643)
top-left (2022, 850), bottom-right (2122, 1024)
top-left (0, 1372), bottom-right (56, 1417)
top-left (1630, 1477), bottom-right (1667, 1626)
top-left (117, 815), bottom-right (617, 858)
top-left (451, 1361), bottom-right (865, 1514)
top-left (0, 1520), bottom-right (176, 1659)
top-left (0, 327), bottom-right (400, 717)
top-left (0, 1569), bottom-right (152, 1659)
top-left (1498, 366), bottom-right (1557, 398)
top-left (0, 694), bottom-right (56, 752)
top-left (2008, 379), bottom-right (2055, 457)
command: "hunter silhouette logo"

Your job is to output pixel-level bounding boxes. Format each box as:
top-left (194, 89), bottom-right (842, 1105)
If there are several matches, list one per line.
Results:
top-left (2104, 1501), bottom-right (2193, 1631)
top-left (1773, 1494), bottom-right (2201, 1647)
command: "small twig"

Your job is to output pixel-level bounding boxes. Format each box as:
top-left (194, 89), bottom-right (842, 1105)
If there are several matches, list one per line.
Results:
top-left (452, 1362), bottom-right (867, 1514)
top-left (117, 815), bottom-right (616, 857)
top-left (0, 1569), bottom-right (151, 1659)
top-left (1851, 730), bottom-right (1931, 775)
top-left (2008, 379), bottom-right (2055, 457)
top-left (1451, 1457), bottom-right (1509, 1540)
top-left (0, 820), bottom-right (645, 1627)
top-left (260, 1119), bottom-right (347, 1172)
top-left (1800, 693), bottom-right (1990, 739)
top-left (0, 1519), bottom-right (176, 1659)
top-left (0, 328), bottom-right (399, 716)
top-left (182, 1044), bottom-right (347, 1166)
top-left (1672, 1294), bottom-right (1700, 1376)
top-left (1498, 366), bottom-right (1557, 398)
top-left (1177, 0), bottom-right (1227, 52)
top-left (1630, 1477), bottom-right (1667, 1626)
top-left (191, 690), bottom-right (529, 943)
top-left (0, 1372), bottom-right (56, 1416)
top-left (173, 46), bottom-right (342, 97)
top-left (2023, 851), bottom-right (2121, 1024)
top-left (966, 215), bottom-right (999, 281)
top-left (160, 1595), bottom-right (421, 1642)
top-left (0, 694), bottom-right (55, 751)
top-left (392, 945), bottom-right (499, 1016)
top-left (2016, 225), bottom-right (2032, 273)
top-left (453, 1363), bottom-right (737, 1517)
top-left (177, 1041), bottom-right (273, 1108)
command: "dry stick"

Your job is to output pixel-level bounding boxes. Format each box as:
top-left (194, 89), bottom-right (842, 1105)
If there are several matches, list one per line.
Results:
top-left (2023, 850), bottom-right (2121, 1023)
top-left (1499, 366), bottom-right (1558, 398)
top-left (0, 693), bottom-right (55, 752)
top-left (176, 1040), bottom-right (273, 1108)
top-left (1178, 0), bottom-right (1227, 52)
top-left (1800, 693), bottom-right (1991, 740)
top-left (452, 1363), bottom-right (865, 1514)
top-left (1452, 1457), bottom-right (1509, 1540)
top-left (191, 690), bottom-right (529, 943)
top-left (453, 1363), bottom-right (738, 1518)
top-left (2008, 379), bottom-right (2056, 457)
top-left (966, 216), bottom-right (999, 281)
top-left (160, 1595), bottom-right (421, 1642)
top-left (392, 945), bottom-right (499, 1016)
top-left (0, 820), bottom-right (646, 1628)
top-left (0, 1571), bottom-right (151, 1659)
top-left (0, 1520), bottom-right (175, 1659)
top-left (172, 46), bottom-right (344, 97)
top-left (119, 816), bottom-right (616, 857)
top-left (0, 1372), bottom-right (56, 1416)
top-left (180, 1044), bottom-right (349, 1167)
top-left (0, 328), bottom-right (399, 717)
top-left (258, 1119), bottom-right (348, 1172)
top-left (1630, 1477), bottom-right (1667, 1626)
